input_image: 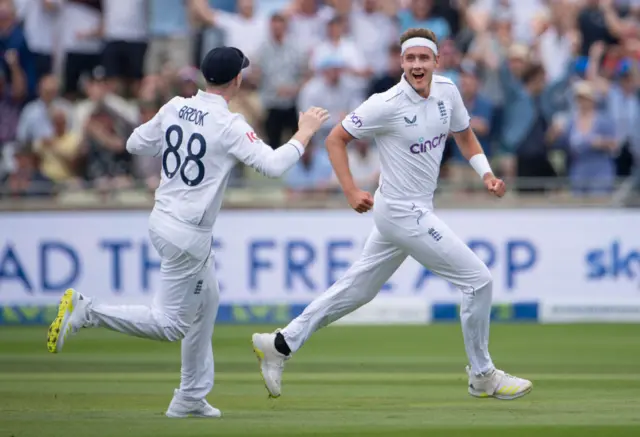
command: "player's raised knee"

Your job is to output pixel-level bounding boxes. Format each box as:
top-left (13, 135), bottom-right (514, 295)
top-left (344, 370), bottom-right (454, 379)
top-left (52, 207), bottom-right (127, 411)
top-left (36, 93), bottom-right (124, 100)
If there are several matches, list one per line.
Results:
top-left (476, 264), bottom-right (492, 290)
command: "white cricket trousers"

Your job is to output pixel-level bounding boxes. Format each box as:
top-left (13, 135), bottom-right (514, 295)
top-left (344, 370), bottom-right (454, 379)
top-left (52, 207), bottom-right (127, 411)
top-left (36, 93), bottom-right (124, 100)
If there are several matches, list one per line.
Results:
top-left (282, 191), bottom-right (495, 375)
top-left (87, 229), bottom-right (221, 401)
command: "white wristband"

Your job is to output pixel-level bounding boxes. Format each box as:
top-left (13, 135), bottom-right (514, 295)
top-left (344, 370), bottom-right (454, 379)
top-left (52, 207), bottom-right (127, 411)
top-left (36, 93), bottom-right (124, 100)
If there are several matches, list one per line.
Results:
top-left (469, 154), bottom-right (493, 179)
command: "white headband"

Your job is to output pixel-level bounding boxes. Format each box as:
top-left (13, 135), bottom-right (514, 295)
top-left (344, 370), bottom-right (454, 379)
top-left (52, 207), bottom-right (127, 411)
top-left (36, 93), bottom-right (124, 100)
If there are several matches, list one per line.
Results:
top-left (401, 37), bottom-right (438, 56)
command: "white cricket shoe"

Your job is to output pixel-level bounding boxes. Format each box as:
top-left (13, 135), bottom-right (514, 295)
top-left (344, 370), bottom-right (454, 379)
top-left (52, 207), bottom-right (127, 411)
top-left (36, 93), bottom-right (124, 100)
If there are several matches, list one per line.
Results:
top-left (252, 331), bottom-right (288, 398)
top-left (466, 366), bottom-right (533, 400)
top-left (165, 391), bottom-right (221, 418)
top-left (47, 288), bottom-right (90, 353)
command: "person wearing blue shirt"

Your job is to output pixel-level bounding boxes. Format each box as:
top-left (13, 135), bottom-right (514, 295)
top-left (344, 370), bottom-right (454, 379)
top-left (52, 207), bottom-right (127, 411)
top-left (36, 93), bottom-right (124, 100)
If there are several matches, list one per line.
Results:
top-left (284, 145), bottom-right (334, 199)
top-left (448, 62), bottom-right (494, 187)
top-left (397, 0), bottom-right (451, 41)
top-left (147, 0), bottom-right (191, 74)
top-left (0, 1), bottom-right (37, 100)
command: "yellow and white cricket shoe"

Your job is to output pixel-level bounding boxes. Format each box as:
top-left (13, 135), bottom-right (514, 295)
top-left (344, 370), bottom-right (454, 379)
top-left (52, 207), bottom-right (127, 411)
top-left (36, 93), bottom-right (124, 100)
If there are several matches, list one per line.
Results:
top-left (252, 331), bottom-right (288, 398)
top-left (46, 288), bottom-right (90, 354)
top-left (466, 366), bottom-right (533, 400)
top-left (165, 391), bottom-right (221, 418)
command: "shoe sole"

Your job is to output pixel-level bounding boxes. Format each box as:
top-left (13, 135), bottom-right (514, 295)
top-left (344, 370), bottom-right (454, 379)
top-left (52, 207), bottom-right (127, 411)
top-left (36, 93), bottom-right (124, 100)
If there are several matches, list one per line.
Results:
top-left (165, 412), bottom-right (222, 418)
top-left (47, 289), bottom-right (77, 354)
top-left (251, 334), bottom-right (279, 399)
top-left (469, 383), bottom-right (533, 400)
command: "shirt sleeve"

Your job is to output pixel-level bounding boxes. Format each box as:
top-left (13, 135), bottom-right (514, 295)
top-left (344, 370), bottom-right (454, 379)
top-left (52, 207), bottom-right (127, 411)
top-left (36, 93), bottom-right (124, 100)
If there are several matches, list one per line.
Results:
top-left (224, 115), bottom-right (304, 178)
top-left (125, 102), bottom-right (170, 157)
top-left (450, 84), bottom-right (471, 133)
top-left (340, 95), bottom-right (388, 140)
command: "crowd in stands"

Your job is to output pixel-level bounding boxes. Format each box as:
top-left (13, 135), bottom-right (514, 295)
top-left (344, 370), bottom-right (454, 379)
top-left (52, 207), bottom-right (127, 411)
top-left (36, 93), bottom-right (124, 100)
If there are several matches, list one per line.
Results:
top-left (0, 0), bottom-right (639, 204)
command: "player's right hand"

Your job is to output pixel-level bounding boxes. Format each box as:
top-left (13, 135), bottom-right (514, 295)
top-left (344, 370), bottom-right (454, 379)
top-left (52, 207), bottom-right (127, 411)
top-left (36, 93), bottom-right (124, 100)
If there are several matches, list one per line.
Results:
top-left (298, 107), bottom-right (330, 134)
top-left (346, 189), bottom-right (374, 214)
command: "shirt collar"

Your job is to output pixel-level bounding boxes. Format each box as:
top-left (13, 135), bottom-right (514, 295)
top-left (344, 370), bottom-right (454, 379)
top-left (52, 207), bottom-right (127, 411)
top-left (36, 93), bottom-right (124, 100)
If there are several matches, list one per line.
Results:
top-left (197, 90), bottom-right (228, 107)
top-left (399, 74), bottom-right (437, 104)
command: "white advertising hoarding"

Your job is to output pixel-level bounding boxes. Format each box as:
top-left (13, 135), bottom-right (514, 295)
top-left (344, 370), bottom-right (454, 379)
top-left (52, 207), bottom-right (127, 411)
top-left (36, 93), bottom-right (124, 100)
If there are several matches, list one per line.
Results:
top-left (0, 209), bottom-right (638, 308)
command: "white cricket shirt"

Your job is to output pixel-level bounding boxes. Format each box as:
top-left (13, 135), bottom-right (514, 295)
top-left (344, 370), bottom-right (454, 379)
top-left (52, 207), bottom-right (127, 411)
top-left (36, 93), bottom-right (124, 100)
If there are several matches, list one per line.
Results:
top-left (126, 90), bottom-right (304, 257)
top-left (341, 74), bottom-right (470, 208)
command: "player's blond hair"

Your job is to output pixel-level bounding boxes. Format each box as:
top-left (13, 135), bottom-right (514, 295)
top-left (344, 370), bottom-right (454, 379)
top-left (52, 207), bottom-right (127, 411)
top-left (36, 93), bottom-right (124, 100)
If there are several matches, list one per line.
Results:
top-left (399, 28), bottom-right (438, 46)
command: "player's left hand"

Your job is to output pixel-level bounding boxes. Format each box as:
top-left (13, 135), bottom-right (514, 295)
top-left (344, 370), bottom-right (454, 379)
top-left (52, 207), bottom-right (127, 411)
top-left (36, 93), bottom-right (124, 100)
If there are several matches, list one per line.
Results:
top-left (483, 174), bottom-right (506, 198)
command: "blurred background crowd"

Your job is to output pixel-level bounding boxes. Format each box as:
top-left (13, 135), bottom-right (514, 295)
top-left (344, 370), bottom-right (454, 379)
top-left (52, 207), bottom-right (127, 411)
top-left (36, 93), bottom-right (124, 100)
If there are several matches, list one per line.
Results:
top-left (1, 0), bottom-right (639, 207)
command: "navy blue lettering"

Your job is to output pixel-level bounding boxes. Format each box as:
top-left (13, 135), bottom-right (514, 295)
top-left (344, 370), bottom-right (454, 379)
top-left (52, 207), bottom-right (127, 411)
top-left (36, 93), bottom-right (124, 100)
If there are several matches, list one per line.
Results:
top-left (327, 240), bottom-right (352, 286)
top-left (286, 240), bottom-right (315, 290)
top-left (468, 240), bottom-right (496, 269)
top-left (101, 241), bottom-right (132, 292)
top-left (250, 240), bottom-right (275, 290)
top-left (0, 244), bottom-right (32, 292)
top-left (178, 105), bottom-right (209, 126)
top-left (506, 240), bottom-right (536, 290)
top-left (141, 242), bottom-right (161, 292)
top-left (41, 242), bottom-right (79, 292)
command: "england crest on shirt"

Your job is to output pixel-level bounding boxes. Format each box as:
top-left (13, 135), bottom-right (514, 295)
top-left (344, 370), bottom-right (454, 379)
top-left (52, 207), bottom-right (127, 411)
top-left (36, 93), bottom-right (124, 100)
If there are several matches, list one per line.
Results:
top-left (437, 100), bottom-right (448, 125)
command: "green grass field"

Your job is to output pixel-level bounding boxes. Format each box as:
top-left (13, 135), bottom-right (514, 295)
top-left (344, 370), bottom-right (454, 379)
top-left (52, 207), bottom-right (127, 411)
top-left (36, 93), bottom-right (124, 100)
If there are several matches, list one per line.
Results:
top-left (1, 324), bottom-right (639, 437)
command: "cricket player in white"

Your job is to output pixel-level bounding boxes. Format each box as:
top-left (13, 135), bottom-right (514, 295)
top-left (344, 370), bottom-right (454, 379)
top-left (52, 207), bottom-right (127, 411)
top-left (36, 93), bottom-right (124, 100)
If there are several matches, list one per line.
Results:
top-left (252, 29), bottom-right (533, 401)
top-left (46, 46), bottom-right (330, 418)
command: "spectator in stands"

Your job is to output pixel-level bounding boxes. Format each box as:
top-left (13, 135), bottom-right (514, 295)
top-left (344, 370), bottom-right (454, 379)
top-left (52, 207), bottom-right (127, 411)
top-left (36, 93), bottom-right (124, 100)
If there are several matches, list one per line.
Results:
top-left (466, 10), bottom-right (515, 109)
top-left (22, 0), bottom-right (60, 80)
top-left (198, 0), bottom-right (268, 67)
top-left (448, 60), bottom-right (494, 191)
top-left (577, 0), bottom-right (623, 57)
top-left (60, 0), bottom-right (103, 100)
top-left (255, 12), bottom-right (307, 150)
top-left (468, 0), bottom-right (547, 45)
top-left (17, 75), bottom-right (73, 149)
top-left (536, 2), bottom-right (579, 84)
top-left (367, 43), bottom-right (403, 96)
top-left (131, 100), bottom-right (162, 193)
top-left (398, 0), bottom-right (450, 41)
top-left (284, 143), bottom-right (334, 200)
top-left (330, 139), bottom-right (380, 193)
top-left (435, 38), bottom-right (461, 85)
top-left (146, 0), bottom-right (191, 76)
top-left (349, 0), bottom-right (399, 79)
top-left (101, 0), bottom-right (148, 97)
top-left (286, 0), bottom-right (328, 56)
top-left (78, 100), bottom-right (132, 195)
top-left (607, 59), bottom-right (640, 177)
top-left (175, 66), bottom-right (200, 99)
top-left (32, 106), bottom-right (82, 187)
top-left (3, 0), bottom-right (640, 203)
top-left (508, 63), bottom-right (559, 192)
top-left (310, 15), bottom-right (372, 99)
top-left (586, 40), bottom-right (639, 178)
top-left (297, 55), bottom-right (360, 151)
top-left (552, 80), bottom-right (618, 197)
top-left (0, 0), bottom-right (36, 99)
top-left (73, 66), bottom-right (136, 138)
top-left (3, 147), bottom-right (54, 198)
top-left (0, 50), bottom-right (25, 149)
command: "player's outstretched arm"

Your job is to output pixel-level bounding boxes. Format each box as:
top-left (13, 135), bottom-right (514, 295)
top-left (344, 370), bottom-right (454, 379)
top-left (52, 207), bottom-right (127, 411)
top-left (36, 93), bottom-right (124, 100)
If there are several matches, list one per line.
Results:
top-left (227, 107), bottom-right (329, 178)
top-left (326, 124), bottom-right (373, 213)
top-left (126, 103), bottom-right (169, 157)
top-left (452, 127), bottom-right (505, 198)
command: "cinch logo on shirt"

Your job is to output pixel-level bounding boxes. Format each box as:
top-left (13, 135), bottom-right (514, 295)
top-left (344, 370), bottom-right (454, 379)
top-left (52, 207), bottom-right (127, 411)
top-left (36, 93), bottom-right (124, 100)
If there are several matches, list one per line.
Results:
top-left (410, 133), bottom-right (447, 154)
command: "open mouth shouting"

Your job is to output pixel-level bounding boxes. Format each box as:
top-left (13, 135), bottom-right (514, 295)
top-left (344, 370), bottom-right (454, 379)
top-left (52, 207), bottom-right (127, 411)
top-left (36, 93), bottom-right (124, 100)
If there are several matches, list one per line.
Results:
top-left (411, 71), bottom-right (426, 84)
